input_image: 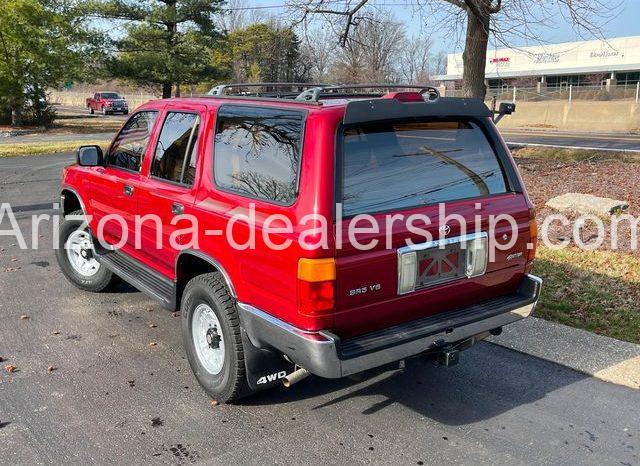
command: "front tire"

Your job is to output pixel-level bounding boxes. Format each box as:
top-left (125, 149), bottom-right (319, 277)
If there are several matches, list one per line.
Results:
top-left (89, 106), bottom-right (94, 115)
top-left (181, 273), bottom-right (250, 403)
top-left (55, 209), bottom-right (115, 292)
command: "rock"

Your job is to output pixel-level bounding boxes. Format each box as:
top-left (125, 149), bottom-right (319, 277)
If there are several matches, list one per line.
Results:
top-left (546, 193), bottom-right (629, 217)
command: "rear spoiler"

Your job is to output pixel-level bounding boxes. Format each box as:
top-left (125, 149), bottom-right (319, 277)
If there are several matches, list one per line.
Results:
top-left (343, 97), bottom-right (493, 125)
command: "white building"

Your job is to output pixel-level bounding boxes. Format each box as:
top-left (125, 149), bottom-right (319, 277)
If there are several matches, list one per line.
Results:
top-left (434, 35), bottom-right (640, 90)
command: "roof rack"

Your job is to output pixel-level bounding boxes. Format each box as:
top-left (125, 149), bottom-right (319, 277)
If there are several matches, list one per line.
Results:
top-left (295, 84), bottom-right (440, 103)
top-left (207, 83), bottom-right (330, 98)
top-left (206, 82), bottom-right (441, 103)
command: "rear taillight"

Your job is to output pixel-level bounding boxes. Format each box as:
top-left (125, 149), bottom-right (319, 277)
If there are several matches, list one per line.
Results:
top-left (297, 258), bottom-right (335, 315)
top-left (527, 209), bottom-right (538, 262)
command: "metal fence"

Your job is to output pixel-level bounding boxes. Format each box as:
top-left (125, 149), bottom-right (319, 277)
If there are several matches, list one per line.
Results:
top-left (446, 83), bottom-right (640, 103)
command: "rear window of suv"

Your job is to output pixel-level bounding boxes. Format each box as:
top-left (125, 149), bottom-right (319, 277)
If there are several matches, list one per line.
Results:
top-left (340, 121), bottom-right (508, 216)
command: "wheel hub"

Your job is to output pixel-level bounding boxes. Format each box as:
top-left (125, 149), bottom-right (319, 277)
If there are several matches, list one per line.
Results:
top-left (192, 303), bottom-right (225, 375)
top-left (65, 229), bottom-right (100, 277)
top-left (206, 327), bottom-right (221, 349)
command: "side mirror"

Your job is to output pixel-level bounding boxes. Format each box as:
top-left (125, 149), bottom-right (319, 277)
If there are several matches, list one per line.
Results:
top-left (499, 102), bottom-right (516, 115)
top-left (77, 145), bottom-right (103, 167)
top-left (493, 102), bottom-right (517, 124)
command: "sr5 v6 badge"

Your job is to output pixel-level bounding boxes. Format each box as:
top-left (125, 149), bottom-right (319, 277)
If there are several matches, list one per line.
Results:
top-left (349, 284), bottom-right (381, 296)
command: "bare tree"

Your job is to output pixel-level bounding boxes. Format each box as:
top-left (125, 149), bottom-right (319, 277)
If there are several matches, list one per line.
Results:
top-left (287, 0), bottom-right (618, 98)
top-left (398, 33), bottom-right (433, 84)
top-left (331, 12), bottom-right (405, 83)
top-left (300, 28), bottom-right (335, 82)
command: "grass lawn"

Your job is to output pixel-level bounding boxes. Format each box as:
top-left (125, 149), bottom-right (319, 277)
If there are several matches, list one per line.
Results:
top-left (0, 140), bottom-right (110, 157)
top-left (512, 146), bottom-right (640, 163)
top-left (51, 116), bottom-right (123, 134)
top-left (533, 246), bottom-right (640, 344)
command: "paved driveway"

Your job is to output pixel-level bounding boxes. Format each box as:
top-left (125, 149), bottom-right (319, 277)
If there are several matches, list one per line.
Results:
top-left (0, 153), bottom-right (638, 465)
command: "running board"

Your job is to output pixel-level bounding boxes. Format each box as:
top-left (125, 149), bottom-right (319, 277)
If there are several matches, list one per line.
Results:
top-left (95, 248), bottom-right (176, 309)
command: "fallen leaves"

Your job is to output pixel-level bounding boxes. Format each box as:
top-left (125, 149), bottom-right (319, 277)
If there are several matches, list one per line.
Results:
top-left (19, 315), bottom-right (29, 320)
top-left (148, 323), bottom-right (157, 328)
top-left (210, 400), bottom-right (219, 408)
top-left (148, 341), bottom-right (157, 347)
top-left (4, 364), bottom-right (16, 373)
top-left (51, 330), bottom-right (60, 335)
top-left (47, 366), bottom-right (56, 373)
top-left (171, 312), bottom-right (180, 318)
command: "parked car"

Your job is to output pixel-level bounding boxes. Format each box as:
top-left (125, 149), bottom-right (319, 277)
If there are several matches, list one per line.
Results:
top-left (86, 91), bottom-right (129, 115)
top-left (56, 83), bottom-right (541, 403)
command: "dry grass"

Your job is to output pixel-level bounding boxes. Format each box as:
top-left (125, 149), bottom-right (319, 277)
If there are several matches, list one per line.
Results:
top-left (50, 116), bottom-right (123, 134)
top-left (512, 146), bottom-right (640, 164)
top-left (0, 140), bottom-right (110, 157)
top-left (533, 246), bottom-right (640, 344)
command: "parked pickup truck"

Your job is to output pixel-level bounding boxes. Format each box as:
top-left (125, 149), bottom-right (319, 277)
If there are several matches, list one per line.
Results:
top-left (57, 83), bottom-right (540, 404)
top-left (86, 91), bottom-right (129, 115)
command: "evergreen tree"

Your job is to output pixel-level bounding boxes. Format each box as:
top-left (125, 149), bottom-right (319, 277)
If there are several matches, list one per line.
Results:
top-left (87, 0), bottom-right (225, 98)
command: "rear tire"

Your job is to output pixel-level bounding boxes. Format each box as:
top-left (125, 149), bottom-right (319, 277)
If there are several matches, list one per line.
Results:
top-left (55, 209), bottom-right (115, 292)
top-left (181, 273), bottom-right (250, 403)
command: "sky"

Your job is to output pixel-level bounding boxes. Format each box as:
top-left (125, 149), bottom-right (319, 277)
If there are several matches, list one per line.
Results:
top-left (233, 0), bottom-right (640, 54)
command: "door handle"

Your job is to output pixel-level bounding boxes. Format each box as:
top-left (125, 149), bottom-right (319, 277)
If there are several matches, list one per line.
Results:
top-left (171, 203), bottom-right (184, 216)
top-left (123, 185), bottom-right (134, 196)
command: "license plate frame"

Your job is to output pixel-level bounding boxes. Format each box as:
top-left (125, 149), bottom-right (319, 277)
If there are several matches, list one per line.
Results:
top-left (415, 242), bottom-right (467, 288)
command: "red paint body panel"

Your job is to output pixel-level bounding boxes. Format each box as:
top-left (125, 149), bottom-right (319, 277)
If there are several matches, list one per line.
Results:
top-left (62, 96), bottom-right (535, 339)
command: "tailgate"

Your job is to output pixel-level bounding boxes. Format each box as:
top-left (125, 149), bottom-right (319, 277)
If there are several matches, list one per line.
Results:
top-left (332, 117), bottom-right (532, 338)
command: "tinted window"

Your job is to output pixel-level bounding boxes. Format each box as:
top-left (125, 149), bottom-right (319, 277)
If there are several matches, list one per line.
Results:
top-left (214, 106), bottom-right (303, 204)
top-left (107, 111), bottom-right (157, 172)
top-left (151, 112), bottom-right (200, 185)
top-left (341, 121), bottom-right (507, 215)
top-left (102, 93), bottom-right (120, 99)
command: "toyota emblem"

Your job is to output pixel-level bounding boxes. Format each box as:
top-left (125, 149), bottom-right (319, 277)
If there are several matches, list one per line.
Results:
top-left (439, 225), bottom-right (451, 236)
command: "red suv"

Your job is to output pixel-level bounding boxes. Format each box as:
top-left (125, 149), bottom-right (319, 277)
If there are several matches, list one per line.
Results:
top-left (56, 84), bottom-right (541, 403)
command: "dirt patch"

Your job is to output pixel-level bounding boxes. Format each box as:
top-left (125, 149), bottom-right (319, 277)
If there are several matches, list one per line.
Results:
top-left (515, 155), bottom-right (640, 256)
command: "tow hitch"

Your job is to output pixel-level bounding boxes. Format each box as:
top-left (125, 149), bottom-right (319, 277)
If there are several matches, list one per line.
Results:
top-left (436, 346), bottom-right (460, 367)
top-left (429, 331), bottom-right (491, 367)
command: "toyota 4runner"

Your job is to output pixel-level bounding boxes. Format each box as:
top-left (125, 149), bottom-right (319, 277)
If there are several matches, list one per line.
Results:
top-left (56, 84), bottom-right (541, 403)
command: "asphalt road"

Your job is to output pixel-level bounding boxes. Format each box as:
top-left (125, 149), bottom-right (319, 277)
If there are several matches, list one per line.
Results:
top-left (0, 153), bottom-right (639, 465)
top-left (502, 129), bottom-right (640, 152)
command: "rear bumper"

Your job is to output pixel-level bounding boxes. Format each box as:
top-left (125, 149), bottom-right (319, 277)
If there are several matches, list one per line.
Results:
top-left (237, 274), bottom-right (542, 379)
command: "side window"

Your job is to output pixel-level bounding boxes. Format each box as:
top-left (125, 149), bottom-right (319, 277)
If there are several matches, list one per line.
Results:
top-left (213, 106), bottom-right (303, 205)
top-left (151, 112), bottom-right (200, 185)
top-left (94, 93), bottom-right (99, 100)
top-left (107, 111), bottom-right (158, 172)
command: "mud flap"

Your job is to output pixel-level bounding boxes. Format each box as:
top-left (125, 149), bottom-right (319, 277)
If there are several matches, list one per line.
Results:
top-left (240, 327), bottom-right (295, 392)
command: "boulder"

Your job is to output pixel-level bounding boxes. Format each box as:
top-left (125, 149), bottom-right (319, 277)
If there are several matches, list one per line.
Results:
top-left (546, 193), bottom-right (629, 217)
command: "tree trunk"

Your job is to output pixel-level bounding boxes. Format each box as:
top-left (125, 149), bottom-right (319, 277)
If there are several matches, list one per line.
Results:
top-left (11, 104), bottom-right (23, 127)
top-left (175, 83), bottom-right (181, 97)
top-left (461, 6), bottom-right (490, 99)
top-left (162, 82), bottom-right (172, 99)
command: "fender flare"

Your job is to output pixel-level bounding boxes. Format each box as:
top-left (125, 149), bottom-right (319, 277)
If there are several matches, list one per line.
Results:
top-left (175, 250), bottom-right (237, 298)
top-left (60, 185), bottom-right (88, 217)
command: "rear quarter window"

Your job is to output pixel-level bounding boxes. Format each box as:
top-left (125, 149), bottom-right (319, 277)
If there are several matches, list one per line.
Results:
top-left (213, 105), bottom-right (304, 205)
top-left (340, 120), bottom-right (508, 216)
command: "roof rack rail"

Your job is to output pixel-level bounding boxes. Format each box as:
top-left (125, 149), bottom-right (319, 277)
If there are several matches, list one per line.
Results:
top-left (295, 84), bottom-right (440, 103)
top-left (207, 83), bottom-right (330, 98)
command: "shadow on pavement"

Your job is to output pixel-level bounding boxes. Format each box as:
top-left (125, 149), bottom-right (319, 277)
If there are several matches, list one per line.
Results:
top-left (245, 342), bottom-right (590, 425)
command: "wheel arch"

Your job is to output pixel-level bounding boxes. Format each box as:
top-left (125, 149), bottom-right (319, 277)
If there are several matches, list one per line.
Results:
top-left (61, 187), bottom-right (87, 217)
top-left (175, 251), bottom-right (237, 309)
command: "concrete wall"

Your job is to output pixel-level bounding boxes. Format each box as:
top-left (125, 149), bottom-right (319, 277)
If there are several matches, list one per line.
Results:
top-left (494, 101), bottom-right (640, 133)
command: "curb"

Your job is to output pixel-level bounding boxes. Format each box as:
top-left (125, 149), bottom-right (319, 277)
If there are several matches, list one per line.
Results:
top-left (488, 317), bottom-right (640, 390)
